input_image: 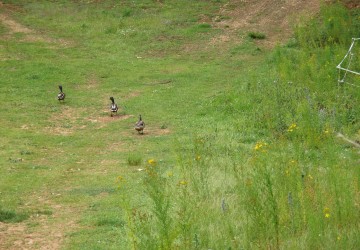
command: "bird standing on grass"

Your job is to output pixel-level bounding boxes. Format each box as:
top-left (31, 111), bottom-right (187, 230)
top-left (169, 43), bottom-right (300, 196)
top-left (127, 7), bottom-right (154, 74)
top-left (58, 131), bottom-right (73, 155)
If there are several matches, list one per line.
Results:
top-left (110, 97), bottom-right (118, 117)
top-left (135, 115), bottom-right (145, 134)
top-left (57, 85), bottom-right (65, 102)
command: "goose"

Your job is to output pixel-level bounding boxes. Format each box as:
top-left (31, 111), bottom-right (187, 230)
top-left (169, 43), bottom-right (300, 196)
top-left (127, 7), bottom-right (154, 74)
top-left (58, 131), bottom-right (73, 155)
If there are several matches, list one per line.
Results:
top-left (135, 115), bottom-right (145, 134)
top-left (110, 97), bottom-right (118, 116)
top-left (57, 85), bottom-right (65, 102)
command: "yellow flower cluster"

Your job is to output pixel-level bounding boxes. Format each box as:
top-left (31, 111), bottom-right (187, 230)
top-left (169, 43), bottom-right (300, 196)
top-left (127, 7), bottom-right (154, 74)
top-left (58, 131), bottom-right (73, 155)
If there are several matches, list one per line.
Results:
top-left (178, 180), bottom-right (188, 186)
top-left (146, 159), bottom-right (157, 177)
top-left (287, 123), bottom-right (297, 132)
top-left (323, 207), bottom-right (331, 218)
top-left (147, 159), bottom-right (156, 166)
top-left (254, 142), bottom-right (267, 151)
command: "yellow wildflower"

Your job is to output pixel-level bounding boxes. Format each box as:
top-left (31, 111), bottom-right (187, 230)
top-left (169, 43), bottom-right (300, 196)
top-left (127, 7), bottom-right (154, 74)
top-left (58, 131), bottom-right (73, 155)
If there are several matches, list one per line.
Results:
top-left (323, 207), bottom-right (330, 218)
top-left (287, 123), bottom-right (297, 132)
top-left (117, 175), bottom-right (125, 182)
top-left (147, 159), bottom-right (156, 166)
top-left (178, 180), bottom-right (188, 186)
top-left (254, 142), bottom-right (267, 151)
top-left (195, 155), bottom-right (201, 161)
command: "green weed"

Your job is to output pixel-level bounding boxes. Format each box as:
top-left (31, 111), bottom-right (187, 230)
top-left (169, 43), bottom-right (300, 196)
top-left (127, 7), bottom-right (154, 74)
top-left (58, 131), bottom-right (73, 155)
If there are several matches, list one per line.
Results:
top-left (0, 208), bottom-right (29, 223)
top-left (127, 153), bottom-right (142, 166)
top-left (248, 31), bottom-right (266, 40)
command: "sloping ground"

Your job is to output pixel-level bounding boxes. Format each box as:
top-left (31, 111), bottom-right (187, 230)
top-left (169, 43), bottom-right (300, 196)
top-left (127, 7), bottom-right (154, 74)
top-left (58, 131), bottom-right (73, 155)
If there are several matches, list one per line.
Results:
top-left (212, 0), bottom-right (322, 47)
top-left (0, 1), bottom-right (72, 48)
top-left (0, 1), bottom-right (343, 249)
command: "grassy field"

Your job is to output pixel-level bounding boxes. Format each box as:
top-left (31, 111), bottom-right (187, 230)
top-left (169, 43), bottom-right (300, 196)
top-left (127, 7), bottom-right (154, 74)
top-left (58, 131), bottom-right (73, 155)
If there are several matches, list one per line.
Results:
top-left (0, 0), bottom-right (359, 249)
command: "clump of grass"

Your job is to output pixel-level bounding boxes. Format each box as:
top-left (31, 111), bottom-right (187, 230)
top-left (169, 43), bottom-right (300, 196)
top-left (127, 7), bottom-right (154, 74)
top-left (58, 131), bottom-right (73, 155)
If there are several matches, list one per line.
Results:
top-left (34, 209), bottom-right (53, 216)
top-left (122, 8), bottom-right (133, 17)
top-left (127, 153), bottom-right (142, 166)
top-left (96, 218), bottom-right (125, 227)
top-left (0, 208), bottom-right (29, 223)
top-left (248, 31), bottom-right (266, 40)
top-left (197, 23), bottom-right (211, 29)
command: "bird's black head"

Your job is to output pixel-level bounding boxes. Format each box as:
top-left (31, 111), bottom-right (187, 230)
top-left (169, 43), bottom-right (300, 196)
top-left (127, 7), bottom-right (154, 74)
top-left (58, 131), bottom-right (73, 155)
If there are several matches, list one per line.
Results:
top-left (139, 115), bottom-right (142, 120)
top-left (59, 85), bottom-right (63, 92)
top-left (110, 97), bottom-right (115, 103)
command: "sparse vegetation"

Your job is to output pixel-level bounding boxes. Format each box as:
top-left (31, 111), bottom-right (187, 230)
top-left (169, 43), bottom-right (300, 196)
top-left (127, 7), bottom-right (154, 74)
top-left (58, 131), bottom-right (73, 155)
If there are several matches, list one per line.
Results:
top-left (248, 31), bottom-right (266, 40)
top-left (0, 0), bottom-right (359, 249)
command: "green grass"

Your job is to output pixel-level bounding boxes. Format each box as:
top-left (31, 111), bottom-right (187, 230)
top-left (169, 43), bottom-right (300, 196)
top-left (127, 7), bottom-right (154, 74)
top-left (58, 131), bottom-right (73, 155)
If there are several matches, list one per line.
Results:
top-left (248, 31), bottom-right (266, 40)
top-left (0, 208), bottom-right (29, 223)
top-left (0, 0), bottom-right (359, 249)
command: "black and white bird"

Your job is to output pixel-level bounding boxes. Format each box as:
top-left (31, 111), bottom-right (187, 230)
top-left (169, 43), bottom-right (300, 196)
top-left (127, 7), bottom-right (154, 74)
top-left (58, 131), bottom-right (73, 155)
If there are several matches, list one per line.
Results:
top-left (135, 115), bottom-right (145, 134)
top-left (57, 85), bottom-right (65, 102)
top-left (110, 97), bottom-right (118, 117)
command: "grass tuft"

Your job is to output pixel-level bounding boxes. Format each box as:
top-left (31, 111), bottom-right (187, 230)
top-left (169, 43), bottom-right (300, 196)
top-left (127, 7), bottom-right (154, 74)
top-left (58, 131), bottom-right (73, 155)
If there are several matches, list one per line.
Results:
top-left (248, 31), bottom-right (266, 39)
top-left (127, 153), bottom-right (143, 166)
top-left (0, 208), bottom-right (29, 223)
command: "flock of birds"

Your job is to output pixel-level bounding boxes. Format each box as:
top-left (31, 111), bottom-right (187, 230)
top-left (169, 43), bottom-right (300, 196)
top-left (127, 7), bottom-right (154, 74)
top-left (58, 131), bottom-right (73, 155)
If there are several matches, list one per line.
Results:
top-left (57, 85), bottom-right (145, 134)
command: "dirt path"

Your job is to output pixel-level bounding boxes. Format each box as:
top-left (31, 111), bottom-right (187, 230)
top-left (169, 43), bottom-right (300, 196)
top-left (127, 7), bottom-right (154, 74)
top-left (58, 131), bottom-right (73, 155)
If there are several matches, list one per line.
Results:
top-left (0, 1), bottom-right (72, 46)
top-left (211, 0), bottom-right (322, 48)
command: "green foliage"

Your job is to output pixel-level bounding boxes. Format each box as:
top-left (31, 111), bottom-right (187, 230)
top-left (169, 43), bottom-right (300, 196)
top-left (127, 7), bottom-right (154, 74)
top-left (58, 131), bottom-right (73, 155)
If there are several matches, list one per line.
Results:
top-left (0, 0), bottom-right (359, 249)
top-left (127, 153), bottom-right (142, 166)
top-left (248, 31), bottom-right (266, 40)
top-left (0, 208), bottom-right (29, 223)
top-left (122, 8), bottom-right (133, 17)
top-left (294, 3), bottom-right (358, 48)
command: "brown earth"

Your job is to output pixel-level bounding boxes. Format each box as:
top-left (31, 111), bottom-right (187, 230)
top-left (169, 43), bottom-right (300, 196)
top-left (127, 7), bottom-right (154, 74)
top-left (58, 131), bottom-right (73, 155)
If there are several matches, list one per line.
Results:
top-left (210, 0), bottom-right (323, 48)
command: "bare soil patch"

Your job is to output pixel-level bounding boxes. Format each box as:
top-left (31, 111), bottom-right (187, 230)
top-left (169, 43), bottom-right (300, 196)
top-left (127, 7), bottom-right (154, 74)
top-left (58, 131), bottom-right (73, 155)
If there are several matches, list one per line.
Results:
top-left (130, 127), bottom-right (171, 137)
top-left (46, 106), bottom-right (133, 134)
top-left (92, 114), bottom-right (133, 123)
top-left (45, 106), bottom-right (87, 135)
top-left (0, 194), bottom-right (82, 250)
top-left (211, 0), bottom-right (322, 48)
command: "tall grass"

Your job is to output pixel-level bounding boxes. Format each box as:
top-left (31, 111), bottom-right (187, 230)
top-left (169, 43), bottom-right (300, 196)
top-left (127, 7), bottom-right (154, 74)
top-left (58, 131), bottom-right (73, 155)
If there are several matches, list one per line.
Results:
top-left (118, 2), bottom-right (360, 249)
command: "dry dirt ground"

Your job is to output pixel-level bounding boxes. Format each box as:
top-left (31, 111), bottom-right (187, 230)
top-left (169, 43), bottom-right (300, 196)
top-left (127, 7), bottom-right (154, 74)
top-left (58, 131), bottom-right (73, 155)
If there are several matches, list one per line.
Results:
top-left (211, 0), bottom-right (323, 48)
top-left (0, 0), bottom-right (330, 249)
